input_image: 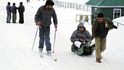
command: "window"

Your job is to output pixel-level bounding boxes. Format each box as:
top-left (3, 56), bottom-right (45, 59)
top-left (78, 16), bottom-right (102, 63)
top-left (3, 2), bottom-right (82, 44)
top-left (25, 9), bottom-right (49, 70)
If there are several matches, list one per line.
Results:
top-left (113, 9), bottom-right (121, 19)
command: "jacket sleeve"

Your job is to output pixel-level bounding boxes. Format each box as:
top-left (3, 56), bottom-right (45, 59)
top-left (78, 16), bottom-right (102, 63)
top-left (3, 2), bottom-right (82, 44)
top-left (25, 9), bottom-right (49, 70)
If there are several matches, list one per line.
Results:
top-left (23, 6), bottom-right (25, 12)
top-left (34, 7), bottom-right (42, 23)
top-left (52, 9), bottom-right (58, 25)
top-left (70, 31), bottom-right (80, 43)
top-left (106, 18), bottom-right (117, 30)
top-left (92, 20), bottom-right (97, 39)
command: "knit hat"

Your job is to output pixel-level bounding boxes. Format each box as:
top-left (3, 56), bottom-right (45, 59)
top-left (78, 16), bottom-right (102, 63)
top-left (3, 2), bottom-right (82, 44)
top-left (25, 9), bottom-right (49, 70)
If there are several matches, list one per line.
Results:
top-left (45, 0), bottom-right (54, 6)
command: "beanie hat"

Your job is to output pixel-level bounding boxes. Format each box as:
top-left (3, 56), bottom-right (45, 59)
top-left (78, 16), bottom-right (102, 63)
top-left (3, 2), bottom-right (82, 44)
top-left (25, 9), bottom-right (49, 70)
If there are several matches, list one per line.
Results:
top-left (45, 0), bottom-right (54, 6)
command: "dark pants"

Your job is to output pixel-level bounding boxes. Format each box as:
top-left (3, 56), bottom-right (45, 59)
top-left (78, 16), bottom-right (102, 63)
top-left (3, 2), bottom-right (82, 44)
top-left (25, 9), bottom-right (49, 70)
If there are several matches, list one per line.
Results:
top-left (12, 13), bottom-right (17, 23)
top-left (39, 27), bottom-right (51, 51)
top-left (19, 13), bottom-right (24, 24)
top-left (6, 13), bottom-right (11, 23)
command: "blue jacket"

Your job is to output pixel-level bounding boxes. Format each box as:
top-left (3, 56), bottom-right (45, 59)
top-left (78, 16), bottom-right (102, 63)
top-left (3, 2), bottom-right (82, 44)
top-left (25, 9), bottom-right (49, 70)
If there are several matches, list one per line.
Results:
top-left (11, 5), bottom-right (17, 14)
top-left (6, 5), bottom-right (11, 14)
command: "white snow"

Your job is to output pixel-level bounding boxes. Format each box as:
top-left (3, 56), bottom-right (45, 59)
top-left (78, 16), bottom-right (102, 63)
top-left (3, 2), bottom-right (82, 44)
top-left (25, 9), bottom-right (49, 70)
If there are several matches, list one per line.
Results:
top-left (0, 0), bottom-right (124, 70)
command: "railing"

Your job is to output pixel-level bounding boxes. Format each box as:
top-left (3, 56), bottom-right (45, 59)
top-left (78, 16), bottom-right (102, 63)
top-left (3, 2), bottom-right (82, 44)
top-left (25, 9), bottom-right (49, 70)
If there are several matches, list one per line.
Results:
top-left (53, 0), bottom-right (91, 12)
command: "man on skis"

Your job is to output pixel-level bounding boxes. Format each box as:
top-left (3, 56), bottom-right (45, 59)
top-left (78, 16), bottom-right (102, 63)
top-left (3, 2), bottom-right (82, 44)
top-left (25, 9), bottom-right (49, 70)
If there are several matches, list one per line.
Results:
top-left (35, 0), bottom-right (58, 55)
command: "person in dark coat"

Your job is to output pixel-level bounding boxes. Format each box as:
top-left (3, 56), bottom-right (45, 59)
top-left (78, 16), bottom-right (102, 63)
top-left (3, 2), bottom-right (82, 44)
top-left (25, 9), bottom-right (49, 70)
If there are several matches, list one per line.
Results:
top-left (18, 2), bottom-right (25, 24)
top-left (92, 13), bottom-right (117, 63)
top-left (35, 0), bottom-right (58, 55)
top-left (27, 0), bottom-right (30, 3)
top-left (11, 3), bottom-right (17, 23)
top-left (70, 23), bottom-right (92, 46)
top-left (6, 2), bottom-right (11, 23)
top-left (70, 23), bottom-right (95, 55)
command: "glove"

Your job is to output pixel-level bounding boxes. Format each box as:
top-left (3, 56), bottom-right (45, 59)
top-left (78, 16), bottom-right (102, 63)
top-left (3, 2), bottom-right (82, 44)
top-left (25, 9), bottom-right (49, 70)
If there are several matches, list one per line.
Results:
top-left (36, 22), bottom-right (42, 25)
top-left (74, 41), bottom-right (82, 48)
top-left (36, 22), bottom-right (42, 28)
top-left (113, 25), bottom-right (118, 29)
top-left (79, 38), bottom-right (85, 42)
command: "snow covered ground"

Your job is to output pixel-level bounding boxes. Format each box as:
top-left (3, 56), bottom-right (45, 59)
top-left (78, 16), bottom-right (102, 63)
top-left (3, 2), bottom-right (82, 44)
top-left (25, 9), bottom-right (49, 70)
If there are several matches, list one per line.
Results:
top-left (0, 0), bottom-right (124, 70)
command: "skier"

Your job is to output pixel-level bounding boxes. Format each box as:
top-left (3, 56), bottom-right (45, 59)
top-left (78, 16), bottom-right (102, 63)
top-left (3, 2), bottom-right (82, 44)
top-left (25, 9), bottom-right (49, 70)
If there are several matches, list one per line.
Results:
top-left (70, 23), bottom-right (95, 56)
top-left (11, 3), bottom-right (17, 23)
top-left (18, 2), bottom-right (25, 24)
top-left (92, 13), bottom-right (117, 63)
top-left (6, 2), bottom-right (11, 23)
top-left (34, 0), bottom-right (58, 55)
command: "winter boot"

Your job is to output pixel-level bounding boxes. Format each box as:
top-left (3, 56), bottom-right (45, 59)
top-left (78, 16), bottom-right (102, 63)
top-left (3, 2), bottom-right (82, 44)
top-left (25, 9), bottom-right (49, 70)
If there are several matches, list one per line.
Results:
top-left (96, 58), bottom-right (101, 63)
top-left (47, 50), bottom-right (52, 56)
top-left (39, 48), bottom-right (43, 53)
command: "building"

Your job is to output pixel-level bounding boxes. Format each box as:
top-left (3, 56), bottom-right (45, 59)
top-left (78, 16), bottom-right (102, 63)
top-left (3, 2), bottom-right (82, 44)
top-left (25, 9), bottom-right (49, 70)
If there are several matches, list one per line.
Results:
top-left (86, 0), bottom-right (124, 20)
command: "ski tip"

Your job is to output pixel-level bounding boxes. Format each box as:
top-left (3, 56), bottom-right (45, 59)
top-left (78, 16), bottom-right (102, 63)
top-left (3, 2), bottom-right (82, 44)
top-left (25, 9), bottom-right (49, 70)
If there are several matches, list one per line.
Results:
top-left (52, 51), bottom-right (54, 53)
top-left (54, 58), bottom-right (57, 62)
top-left (40, 54), bottom-right (43, 58)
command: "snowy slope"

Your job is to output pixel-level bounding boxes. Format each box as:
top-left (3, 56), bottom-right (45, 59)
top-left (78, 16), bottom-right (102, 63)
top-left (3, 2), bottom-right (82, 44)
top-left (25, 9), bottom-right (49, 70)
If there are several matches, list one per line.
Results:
top-left (0, 0), bottom-right (124, 70)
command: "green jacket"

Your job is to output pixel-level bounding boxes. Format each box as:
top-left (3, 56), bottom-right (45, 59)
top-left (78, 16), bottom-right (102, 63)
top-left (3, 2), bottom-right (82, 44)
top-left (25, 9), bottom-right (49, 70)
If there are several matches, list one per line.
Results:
top-left (92, 18), bottom-right (116, 38)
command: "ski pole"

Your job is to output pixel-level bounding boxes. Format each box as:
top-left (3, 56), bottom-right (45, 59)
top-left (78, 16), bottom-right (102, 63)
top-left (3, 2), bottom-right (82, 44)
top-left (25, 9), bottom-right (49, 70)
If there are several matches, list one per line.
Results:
top-left (52, 29), bottom-right (57, 53)
top-left (31, 26), bottom-right (38, 52)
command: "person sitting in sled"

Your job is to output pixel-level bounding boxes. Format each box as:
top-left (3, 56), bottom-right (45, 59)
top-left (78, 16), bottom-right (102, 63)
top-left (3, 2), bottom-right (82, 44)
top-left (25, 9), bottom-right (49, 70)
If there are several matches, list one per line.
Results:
top-left (70, 23), bottom-right (95, 56)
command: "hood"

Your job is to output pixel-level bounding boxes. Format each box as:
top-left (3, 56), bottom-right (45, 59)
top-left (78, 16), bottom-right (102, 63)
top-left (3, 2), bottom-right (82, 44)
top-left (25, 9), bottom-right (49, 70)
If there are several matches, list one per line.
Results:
top-left (77, 22), bottom-right (85, 30)
top-left (45, 0), bottom-right (54, 6)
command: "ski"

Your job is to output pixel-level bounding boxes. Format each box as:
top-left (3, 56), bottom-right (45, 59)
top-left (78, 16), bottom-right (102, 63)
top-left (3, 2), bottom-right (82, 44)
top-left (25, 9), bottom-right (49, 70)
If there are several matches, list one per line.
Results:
top-left (39, 53), bottom-right (44, 58)
top-left (39, 53), bottom-right (57, 62)
top-left (47, 55), bottom-right (58, 62)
